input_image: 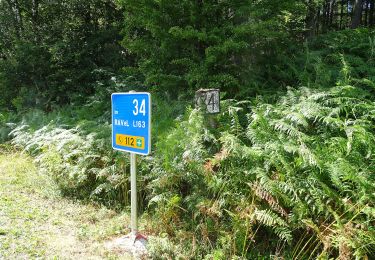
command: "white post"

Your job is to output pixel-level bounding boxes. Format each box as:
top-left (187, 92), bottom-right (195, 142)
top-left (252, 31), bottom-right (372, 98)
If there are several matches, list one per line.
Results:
top-left (130, 152), bottom-right (137, 235)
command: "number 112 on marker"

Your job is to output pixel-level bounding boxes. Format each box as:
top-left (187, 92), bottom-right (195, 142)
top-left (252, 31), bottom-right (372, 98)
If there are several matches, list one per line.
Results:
top-left (116, 134), bottom-right (145, 149)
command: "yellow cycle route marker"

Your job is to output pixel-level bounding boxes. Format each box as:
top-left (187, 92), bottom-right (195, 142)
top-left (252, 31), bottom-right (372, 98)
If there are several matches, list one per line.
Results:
top-left (115, 134), bottom-right (145, 149)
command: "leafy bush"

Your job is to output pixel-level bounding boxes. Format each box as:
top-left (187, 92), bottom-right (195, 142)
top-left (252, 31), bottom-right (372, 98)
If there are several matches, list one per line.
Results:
top-left (0, 111), bottom-right (17, 143)
top-left (7, 75), bottom-right (188, 210)
top-left (119, 0), bottom-right (306, 97)
top-left (10, 118), bottom-right (126, 205)
top-left (147, 83), bottom-right (375, 258)
top-left (293, 29), bottom-right (375, 88)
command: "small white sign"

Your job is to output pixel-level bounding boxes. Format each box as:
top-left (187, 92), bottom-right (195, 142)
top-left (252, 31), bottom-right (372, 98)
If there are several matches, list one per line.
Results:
top-left (195, 89), bottom-right (220, 114)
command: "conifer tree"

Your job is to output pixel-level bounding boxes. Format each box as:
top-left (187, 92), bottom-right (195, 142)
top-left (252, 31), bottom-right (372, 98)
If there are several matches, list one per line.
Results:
top-left (120, 0), bottom-right (257, 95)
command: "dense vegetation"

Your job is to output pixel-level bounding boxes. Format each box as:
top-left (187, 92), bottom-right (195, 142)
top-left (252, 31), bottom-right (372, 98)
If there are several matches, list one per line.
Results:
top-left (1, 0), bottom-right (374, 258)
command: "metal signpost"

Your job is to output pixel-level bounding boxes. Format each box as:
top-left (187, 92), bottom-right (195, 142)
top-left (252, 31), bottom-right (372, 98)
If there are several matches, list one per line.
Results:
top-left (112, 92), bottom-right (151, 237)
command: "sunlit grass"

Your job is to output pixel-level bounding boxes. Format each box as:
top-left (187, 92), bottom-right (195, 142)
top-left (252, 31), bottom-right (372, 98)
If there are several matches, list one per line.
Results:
top-left (0, 152), bottom-right (132, 259)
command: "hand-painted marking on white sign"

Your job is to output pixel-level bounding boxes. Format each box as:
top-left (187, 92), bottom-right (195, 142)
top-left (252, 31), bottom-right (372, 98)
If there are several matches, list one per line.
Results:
top-left (195, 89), bottom-right (220, 114)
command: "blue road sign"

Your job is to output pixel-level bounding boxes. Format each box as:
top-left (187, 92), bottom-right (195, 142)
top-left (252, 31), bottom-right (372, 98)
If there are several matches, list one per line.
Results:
top-left (112, 92), bottom-right (151, 155)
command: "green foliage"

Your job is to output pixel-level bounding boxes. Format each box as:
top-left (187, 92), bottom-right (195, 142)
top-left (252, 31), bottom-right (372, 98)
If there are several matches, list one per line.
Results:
top-left (5, 77), bottom-right (127, 207)
top-left (0, 0), bottom-right (126, 110)
top-left (1, 2), bottom-right (375, 259)
top-left (0, 111), bottom-right (17, 143)
top-left (142, 31), bottom-right (375, 256)
top-left (0, 152), bottom-right (132, 259)
top-left (9, 116), bottom-right (124, 205)
top-left (292, 29), bottom-right (375, 88)
top-left (145, 81), bottom-right (375, 258)
top-left (6, 40), bottom-right (375, 256)
top-left (119, 0), bottom-right (304, 96)
top-left (6, 76), bottom-right (189, 211)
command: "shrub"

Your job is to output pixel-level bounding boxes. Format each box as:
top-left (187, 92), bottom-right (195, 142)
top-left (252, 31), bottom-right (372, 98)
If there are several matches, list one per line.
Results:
top-left (147, 83), bottom-right (375, 258)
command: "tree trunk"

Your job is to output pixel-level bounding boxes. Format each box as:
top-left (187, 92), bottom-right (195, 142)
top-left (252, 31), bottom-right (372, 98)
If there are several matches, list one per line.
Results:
top-left (340, 0), bottom-right (345, 29)
top-left (305, 0), bottom-right (318, 38)
top-left (348, 0), bottom-right (351, 28)
top-left (316, 5), bottom-right (321, 33)
top-left (12, 0), bottom-right (23, 35)
top-left (351, 0), bottom-right (364, 28)
top-left (364, 0), bottom-right (369, 26)
top-left (5, 0), bottom-right (23, 39)
top-left (322, 0), bottom-right (329, 32)
top-left (31, 0), bottom-right (40, 42)
top-left (370, 0), bottom-right (375, 26)
top-left (329, 0), bottom-right (337, 28)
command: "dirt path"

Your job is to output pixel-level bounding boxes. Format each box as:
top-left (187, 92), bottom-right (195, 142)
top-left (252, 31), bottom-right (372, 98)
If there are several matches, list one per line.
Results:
top-left (0, 152), bottom-right (132, 259)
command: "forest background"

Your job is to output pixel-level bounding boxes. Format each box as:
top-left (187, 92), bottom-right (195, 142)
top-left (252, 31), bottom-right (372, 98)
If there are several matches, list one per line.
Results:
top-left (0, 0), bottom-right (375, 259)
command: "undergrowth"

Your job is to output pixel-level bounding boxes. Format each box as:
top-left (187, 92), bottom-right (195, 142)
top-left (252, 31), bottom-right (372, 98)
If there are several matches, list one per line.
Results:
top-left (2, 30), bottom-right (375, 258)
top-left (7, 75), bottom-right (188, 210)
